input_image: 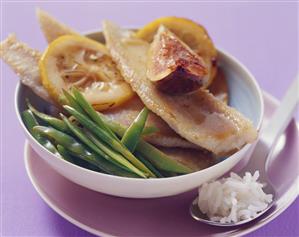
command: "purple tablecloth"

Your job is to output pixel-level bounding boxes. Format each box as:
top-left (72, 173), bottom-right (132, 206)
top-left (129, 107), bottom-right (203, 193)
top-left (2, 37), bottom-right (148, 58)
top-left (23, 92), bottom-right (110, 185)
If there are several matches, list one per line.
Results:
top-left (2, 2), bottom-right (298, 236)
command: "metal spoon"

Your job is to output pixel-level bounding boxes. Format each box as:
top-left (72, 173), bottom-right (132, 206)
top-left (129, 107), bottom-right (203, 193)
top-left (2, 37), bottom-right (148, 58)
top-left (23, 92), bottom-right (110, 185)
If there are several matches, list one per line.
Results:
top-left (190, 76), bottom-right (299, 226)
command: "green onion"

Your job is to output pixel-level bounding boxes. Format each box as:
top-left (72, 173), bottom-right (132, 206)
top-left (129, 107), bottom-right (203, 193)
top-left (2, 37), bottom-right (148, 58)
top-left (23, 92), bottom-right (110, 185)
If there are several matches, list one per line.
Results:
top-left (121, 107), bottom-right (149, 152)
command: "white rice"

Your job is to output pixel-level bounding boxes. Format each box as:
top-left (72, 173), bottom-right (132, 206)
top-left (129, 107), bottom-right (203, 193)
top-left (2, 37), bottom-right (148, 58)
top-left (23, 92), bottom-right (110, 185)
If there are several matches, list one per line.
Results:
top-left (197, 171), bottom-right (273, 224)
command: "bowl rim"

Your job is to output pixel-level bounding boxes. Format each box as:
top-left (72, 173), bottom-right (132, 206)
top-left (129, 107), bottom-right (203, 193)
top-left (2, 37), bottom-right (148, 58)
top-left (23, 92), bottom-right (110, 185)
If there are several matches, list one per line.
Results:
top-left (15, 32), bottom-right (264, 183)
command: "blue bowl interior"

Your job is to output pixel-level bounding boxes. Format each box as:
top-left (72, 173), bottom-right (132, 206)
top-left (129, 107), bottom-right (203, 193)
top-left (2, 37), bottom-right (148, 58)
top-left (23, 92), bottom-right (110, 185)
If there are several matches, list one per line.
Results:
top-left (17, 85), bottom-right (56, 117)
top-left (218, 52), bottom-right (262, 128)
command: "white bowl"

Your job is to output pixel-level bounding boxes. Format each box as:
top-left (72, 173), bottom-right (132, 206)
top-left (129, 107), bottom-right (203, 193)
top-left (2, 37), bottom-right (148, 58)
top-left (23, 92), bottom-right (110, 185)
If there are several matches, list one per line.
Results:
top-left (15, 31), bottom-right (264, 198)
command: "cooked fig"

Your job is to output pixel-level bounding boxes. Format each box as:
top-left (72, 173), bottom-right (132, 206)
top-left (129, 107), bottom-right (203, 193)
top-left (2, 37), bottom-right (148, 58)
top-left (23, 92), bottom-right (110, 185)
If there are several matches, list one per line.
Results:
top-left (147, 25), bottom-right (209, 95)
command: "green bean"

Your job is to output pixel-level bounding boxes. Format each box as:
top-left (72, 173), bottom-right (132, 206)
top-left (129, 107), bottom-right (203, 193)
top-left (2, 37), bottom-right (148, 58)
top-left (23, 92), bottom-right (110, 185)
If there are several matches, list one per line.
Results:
top-left (56, 144), bottom-right (77, 163)
top-left (121, 107), bottom-right (149, 152)
top-left (33, 126), bottom-right (137, 177)
top-left (142, 126), bottom-right (159, 135)
top-left (86, 130), bottom-right (152, 178)
top-left (66, 88), bottom-right (157, 137)
top-left (97, 114), bottom-right (192, 174)
top-left (71, 87), bottom-right (158, 136)
top-left (66, 148), bottom-right (138, 177)
top-left (22, 109), bottom-right (39, 134)
top-left (22, 110), bottom-right (60, 156)
top-left (61, 114), bottom-right (146, 178)
top-left (61, 114), bottom-right (131, 170)
top-left (99, 114), bottom-right (158, 136)
top-left (68, 116), bottom-right (80, 126)
top-left (71, 87), bottom-right (117, 139)
top-left (26, 100), bottom-right (68, 132)
top-left (56, 145), bottom-right (100, 172)
top-left (97, 115), bottom-right (132, 137)
top-left (136, 152), bottom-right (163, 178)
top-left (63, 89), bottom-right (189, 175)
top-left (159, 170), bottom-right (180, 177)
top-left (138, 143), bottom-right (191, 174)
top-left (65, 147), bottom-right (138, 177)
top-left (136, 141), bottom-right (192, 173)
top-left (62, 89), bottom-right (85, 114)
top-left (63, 105), bottom-right (154, 177)
top-left (58, 94), bottom-right (68, 106)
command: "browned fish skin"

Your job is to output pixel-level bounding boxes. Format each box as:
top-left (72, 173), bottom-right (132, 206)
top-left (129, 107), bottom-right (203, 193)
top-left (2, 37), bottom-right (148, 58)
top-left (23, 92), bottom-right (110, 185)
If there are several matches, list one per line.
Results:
top-left (0, 34), bottom-right (52, 102)
top-left (103, 21), bottom-right (257, 155)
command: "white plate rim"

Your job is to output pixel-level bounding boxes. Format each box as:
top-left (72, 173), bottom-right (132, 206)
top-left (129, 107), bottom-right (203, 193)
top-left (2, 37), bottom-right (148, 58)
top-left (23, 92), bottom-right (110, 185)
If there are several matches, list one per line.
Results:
top-left (24, 91), bottom-right (299, 237)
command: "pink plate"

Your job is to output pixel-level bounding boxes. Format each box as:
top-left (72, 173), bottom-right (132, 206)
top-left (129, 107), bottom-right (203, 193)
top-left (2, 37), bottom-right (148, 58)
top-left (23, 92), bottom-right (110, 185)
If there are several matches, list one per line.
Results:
top-left (24, 92), bottom-right (298, 237)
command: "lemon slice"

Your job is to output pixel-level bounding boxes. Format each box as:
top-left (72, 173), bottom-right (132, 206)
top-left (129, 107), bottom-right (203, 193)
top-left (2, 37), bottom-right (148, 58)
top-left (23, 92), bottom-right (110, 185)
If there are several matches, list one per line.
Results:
top-left (39, 35), bottom-right (134, 110)
top-left (136, 17), bottom-right (217, 85)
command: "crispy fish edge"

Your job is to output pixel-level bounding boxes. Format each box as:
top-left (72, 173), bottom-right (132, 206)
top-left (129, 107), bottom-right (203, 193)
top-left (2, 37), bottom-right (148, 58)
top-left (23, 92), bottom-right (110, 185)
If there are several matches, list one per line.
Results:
top-left (36, 8), bottom-right (80, 43)
top-left (0, 34), bottom-right (52, 102)
top-left (0, 33), bottom-right (199, 150)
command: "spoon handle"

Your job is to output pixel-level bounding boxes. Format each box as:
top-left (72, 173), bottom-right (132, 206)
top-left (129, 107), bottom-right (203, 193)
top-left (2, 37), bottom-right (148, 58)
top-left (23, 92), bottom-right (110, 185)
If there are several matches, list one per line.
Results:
top-left (244, 75), bottom-right (299, 178)
top-left (261, 75), bottom-right (299, 149)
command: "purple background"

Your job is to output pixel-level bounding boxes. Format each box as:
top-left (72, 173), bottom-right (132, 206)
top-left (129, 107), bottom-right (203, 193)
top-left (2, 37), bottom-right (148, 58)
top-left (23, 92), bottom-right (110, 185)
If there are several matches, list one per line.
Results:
top-left (1, 2), bottom-right (298, 236)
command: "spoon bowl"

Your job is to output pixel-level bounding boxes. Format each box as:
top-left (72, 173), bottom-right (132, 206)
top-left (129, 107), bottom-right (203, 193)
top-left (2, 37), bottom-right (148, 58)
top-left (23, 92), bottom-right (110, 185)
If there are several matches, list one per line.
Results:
top-left (190, 195), bottom-right (275, 227)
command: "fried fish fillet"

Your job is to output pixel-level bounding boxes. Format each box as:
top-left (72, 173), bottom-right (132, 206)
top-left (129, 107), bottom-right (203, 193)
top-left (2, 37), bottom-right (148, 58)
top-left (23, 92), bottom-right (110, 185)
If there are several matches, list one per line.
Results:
top-left (32, 11), bottom-right (228, 148)
top-left (36, 8), bottom-right (80, 43)
top-left (103, 21), bottom-right (257, 155)
top-left (105, 69), bottom-right (229, 149)
top-left (0, 13), bottom-right (229, 152)
top-left (0, 34), bottom-right (196, 149)
top-left (0, 36), bottom-right (213, 169)
top-left (0, 34), bottom-right (52, 102)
